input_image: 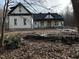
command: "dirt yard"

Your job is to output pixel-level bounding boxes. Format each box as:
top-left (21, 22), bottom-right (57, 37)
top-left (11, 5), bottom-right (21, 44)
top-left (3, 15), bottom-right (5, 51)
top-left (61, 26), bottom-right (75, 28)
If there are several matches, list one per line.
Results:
top-left (3, 29), bottom-right (63, 36)
top-left (0, 39), bottom-right (79, 59)
top-left (0, 29), bottom-right (79, 59)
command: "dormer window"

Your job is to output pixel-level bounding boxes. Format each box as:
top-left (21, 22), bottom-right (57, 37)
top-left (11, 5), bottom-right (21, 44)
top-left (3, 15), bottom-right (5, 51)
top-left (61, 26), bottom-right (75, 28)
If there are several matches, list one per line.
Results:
top-left (19, 6), bottom-right (21, 12)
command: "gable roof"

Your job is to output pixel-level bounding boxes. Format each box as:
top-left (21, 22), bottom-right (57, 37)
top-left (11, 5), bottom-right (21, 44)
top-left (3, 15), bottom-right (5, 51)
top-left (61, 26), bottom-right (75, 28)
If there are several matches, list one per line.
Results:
top-left (8, 3), bottom-right (64, 21)
top-left (33, 12), bottom-right (64, 21)
top-left (45, 14), bottom-right (54, 19)
top-left (8, 3), bottom-right (32, 15)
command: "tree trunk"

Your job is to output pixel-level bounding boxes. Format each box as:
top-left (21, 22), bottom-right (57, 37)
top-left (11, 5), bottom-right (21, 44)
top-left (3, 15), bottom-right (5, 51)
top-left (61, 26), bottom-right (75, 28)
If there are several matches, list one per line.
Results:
top-left (0, 17), bottom-right (6, 47)
top-left (71, 0), bottom-right (79, 31)
top-left (0, 0), bottom-right (9, 47)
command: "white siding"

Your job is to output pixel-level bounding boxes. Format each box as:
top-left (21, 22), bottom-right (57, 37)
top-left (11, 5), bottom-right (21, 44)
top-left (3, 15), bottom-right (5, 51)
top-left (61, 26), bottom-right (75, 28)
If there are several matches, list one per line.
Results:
top-left (58, 21), bottom-right (64, 26)
top-left (51, 21), bottom-right (55, 27)
top-left (33, 20), bottom-right (64, 28)
top-left (44, 21), bottom-right (47, 27)
top-left (58, 21), bottom-right (62, 26)
top-left (33, 21), bottom-right (39, 28)
top-left (12, 6), bottom-right (29, 14)
top-left (9, 16), bottom-right (33, 29)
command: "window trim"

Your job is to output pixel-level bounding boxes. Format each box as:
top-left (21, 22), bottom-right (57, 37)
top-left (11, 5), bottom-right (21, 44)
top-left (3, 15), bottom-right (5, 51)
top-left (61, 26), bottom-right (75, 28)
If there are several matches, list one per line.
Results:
top-left (23, 18), bottom-right (27, 25)
top-left (14, 18), bottom-right (17, 25)
top-left (55, 21), bottom-right (58, 26)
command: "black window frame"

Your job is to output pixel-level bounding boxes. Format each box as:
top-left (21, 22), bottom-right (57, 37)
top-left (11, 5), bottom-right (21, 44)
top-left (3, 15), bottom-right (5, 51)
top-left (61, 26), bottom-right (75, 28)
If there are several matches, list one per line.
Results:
top-left (23, 18), bottom-right (27, 25)
top-left (14, 18), bottom-right (17, 25)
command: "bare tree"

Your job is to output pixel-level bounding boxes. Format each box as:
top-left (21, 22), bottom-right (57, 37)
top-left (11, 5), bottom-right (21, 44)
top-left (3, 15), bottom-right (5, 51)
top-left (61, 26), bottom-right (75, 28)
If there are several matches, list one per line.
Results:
top-left (63, 6), bottom-right (75, 27)
top-left (0, 9), bottom-right (3, 29)
top-left (71, 0), bottom-right (79, 31)
top-left (0, 0), bottom-right (13, 47)
top-left (0, 0), bottom-right (9, 47)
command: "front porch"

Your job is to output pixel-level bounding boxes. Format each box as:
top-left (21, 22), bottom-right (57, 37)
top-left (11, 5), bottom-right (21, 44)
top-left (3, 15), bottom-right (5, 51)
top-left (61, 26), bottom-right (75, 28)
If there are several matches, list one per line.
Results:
top-left (33, 20), bottom-right (64, 29)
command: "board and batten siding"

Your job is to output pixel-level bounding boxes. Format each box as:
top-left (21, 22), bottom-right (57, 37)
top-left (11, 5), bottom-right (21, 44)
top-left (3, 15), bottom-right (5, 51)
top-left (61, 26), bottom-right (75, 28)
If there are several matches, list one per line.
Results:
top-left (8, 3), bottom-right (33, 30)
top-left (9, 16), bottom-right (33, 29)
top-left (11, 6), bottom-right (29, 14)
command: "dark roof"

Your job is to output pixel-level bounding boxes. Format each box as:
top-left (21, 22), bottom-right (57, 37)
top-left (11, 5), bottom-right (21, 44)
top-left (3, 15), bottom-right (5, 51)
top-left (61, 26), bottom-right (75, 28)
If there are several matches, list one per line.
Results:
top-left (8, 3), bottom-right (64, 21)
top-left (33, 12), bottom-right (64, 21)
top-left (8, 3), bottom-right (32, 15)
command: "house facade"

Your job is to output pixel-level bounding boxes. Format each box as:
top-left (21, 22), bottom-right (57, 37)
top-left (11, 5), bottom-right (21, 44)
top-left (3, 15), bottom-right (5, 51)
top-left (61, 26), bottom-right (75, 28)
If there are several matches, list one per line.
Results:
top-left (8, 3), bottom-right (64, 31)
top-left (33, 13), bottom-right (64, 29)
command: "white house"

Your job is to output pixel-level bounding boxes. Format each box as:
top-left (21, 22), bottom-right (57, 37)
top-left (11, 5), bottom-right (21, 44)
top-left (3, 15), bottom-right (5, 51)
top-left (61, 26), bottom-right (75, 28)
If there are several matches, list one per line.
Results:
top-left (8, 3), bottom-right (33, 31)
top-left (8, 3), bottom-right (64, 31)
top-left (33, 13), bottom-right (64, 29)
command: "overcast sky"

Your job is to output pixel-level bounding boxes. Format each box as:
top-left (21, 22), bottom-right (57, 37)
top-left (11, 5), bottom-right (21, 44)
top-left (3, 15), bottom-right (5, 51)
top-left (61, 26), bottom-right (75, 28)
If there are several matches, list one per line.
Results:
top-left (43, 0), bottom-right (72, 13)
top-left (0, 0), bottom-right (72, 13)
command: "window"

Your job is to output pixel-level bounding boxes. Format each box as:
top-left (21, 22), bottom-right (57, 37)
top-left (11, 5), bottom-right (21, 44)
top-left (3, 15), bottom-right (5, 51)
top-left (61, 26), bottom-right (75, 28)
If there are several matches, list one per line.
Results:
top-left (19, 6), bottom-right (21, 12)
top-left (55, 21), bottom-right (58, 26)
top-left (14, 19), bottom-right (17, 25)
top-left (41, 21), bottom-right (44, 27)
top-left (34, 22), bottom-right (37, 25)
top-left (61, 21), bottom-right (64, 26)
top-left (47, 21), bottom-right (51, 27)
top-left (23, 18), bottom-right (26, 25)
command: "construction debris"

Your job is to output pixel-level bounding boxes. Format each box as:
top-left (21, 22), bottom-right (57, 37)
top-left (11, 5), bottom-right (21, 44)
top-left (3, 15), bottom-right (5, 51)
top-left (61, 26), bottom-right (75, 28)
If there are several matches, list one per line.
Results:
top-left (23, 32), bottom-right (79, 45)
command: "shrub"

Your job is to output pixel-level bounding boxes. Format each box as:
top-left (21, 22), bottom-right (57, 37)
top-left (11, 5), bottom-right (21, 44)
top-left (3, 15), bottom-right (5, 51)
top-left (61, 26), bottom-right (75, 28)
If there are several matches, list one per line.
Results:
top-left (4, 34), bottom-right (21, 49)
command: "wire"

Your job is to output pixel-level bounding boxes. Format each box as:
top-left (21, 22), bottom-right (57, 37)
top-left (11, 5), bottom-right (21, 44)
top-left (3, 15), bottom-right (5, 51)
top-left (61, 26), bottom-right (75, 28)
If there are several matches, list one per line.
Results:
top-left (23, 0), bottom-right (38, 13)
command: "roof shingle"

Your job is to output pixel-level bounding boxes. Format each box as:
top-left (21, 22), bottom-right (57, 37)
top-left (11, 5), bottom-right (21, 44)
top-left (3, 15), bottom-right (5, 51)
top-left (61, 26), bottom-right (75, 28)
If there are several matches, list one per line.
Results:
top-left (33, 13), bottom-right (64, 21)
